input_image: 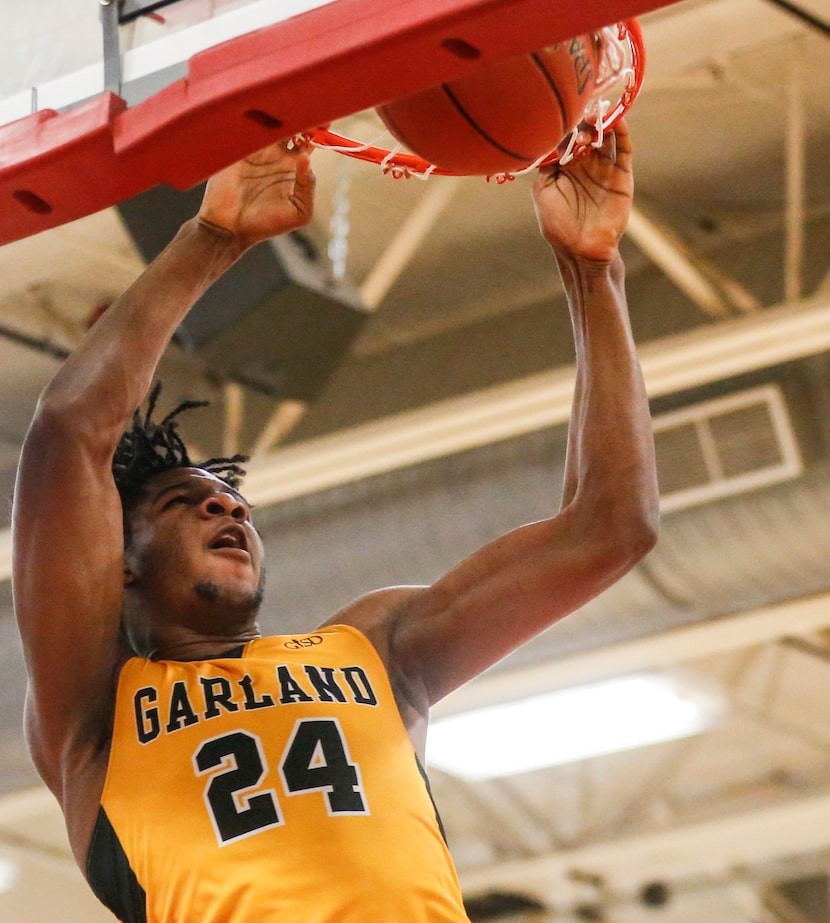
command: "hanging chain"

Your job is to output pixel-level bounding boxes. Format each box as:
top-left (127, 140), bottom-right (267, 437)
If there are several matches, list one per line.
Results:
top-left (327, 166), bottom-right (352, 281)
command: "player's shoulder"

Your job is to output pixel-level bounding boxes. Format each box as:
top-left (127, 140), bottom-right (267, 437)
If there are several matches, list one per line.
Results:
top-left (319, 584), bottom-right (426, 633)
top-left (317, 586), bottom-right (432, 722)
top-left (316, 584), bottom-right (426, 658)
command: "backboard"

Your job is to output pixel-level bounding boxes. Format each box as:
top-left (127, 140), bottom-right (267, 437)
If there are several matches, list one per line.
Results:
top-left (0, 0), bottom-right (680, 246)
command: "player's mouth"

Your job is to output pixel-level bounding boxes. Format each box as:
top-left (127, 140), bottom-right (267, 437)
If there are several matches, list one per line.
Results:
top-left (207, 524), bottom-right (250, 557)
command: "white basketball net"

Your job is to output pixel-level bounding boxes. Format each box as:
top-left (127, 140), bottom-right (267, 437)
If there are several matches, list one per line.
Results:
top-left (303, 21), bottom-right (642, 182)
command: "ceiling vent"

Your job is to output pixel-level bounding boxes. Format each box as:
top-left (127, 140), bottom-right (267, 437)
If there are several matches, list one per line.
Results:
top-left (654, 384), bottom-right (803, 513)
top-left (116, 181), bottom-right (368, 400)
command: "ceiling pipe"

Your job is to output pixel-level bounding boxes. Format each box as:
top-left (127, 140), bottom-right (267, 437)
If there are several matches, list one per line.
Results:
top-left (763, 0), bottom-right (830, 37)
top-left (784, 38), bottom-right (806, 304)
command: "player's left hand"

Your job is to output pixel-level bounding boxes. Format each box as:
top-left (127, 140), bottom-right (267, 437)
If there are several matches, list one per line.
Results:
top-left (198, 138), bottom-right (316, 249)
top-left (532, 119), bottom-right (633, 264)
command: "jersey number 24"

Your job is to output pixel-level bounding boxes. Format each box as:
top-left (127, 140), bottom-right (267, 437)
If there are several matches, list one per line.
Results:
top-left (193, 717), bottom-right (368, 845)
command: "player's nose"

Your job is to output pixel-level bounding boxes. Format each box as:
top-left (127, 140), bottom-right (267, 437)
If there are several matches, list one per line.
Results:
top-left (199, 491), bottom-right (249, 521)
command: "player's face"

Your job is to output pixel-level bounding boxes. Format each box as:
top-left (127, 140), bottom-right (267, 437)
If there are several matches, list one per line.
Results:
top-left (124, 467), bottom-right (266, 616)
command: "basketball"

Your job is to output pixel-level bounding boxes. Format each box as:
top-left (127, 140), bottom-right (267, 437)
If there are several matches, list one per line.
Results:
top-left (375, 34), bottom-right (604, 176)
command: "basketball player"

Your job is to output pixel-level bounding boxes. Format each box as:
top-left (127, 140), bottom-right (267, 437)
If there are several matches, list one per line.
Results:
top-left (12, 121), bottom-right (657, 921)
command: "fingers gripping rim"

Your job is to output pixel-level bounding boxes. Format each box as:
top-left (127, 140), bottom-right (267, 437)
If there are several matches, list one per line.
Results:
top-left (304, 20), bottom-right (645, 182)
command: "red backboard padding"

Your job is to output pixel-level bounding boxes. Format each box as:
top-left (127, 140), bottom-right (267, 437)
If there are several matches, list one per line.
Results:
top-left (0, 94), bottom-right (147, 239)
top-left (0, 0), bottom-right (678, 246)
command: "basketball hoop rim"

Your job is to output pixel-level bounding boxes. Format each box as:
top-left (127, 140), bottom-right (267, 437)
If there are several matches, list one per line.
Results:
top-left (305, 19), bottom-right (645, 180)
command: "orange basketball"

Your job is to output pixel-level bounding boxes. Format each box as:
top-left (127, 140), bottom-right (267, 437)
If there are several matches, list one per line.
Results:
top-left (375, 34), bottom-right (604, 176)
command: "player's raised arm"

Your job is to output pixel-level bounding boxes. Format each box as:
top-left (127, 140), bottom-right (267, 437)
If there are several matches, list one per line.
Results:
top-left (11, 141), bottom-right (315, 798)
top-left (375, 122), bottom-right (659, 709)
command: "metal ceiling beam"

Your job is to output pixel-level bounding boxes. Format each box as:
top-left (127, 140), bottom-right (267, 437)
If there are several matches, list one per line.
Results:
top-left (458, 789), bottom-right (830, 908)
top-left (238, 290), bottom-right (830, 505)
top-left (431, 590), bottom-right (830, 717)
top-left (1, 291), bottom-right (830, 583)
top-left (784, 39), bottom-right (806, 303)
top-left (359, 180), bottom-right (460, 311)
top-left (627, 206), bottom-right (739, 319)
top-left (222, 381), bottom-right (245, 458)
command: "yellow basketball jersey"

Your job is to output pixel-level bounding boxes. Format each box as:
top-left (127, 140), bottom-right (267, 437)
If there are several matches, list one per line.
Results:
top-left (87, 624), bottom-right (469, 923)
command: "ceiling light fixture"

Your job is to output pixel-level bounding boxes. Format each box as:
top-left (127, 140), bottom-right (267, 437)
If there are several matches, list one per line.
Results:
top-left (426, 673), bottom-right (721, 780)
top-left (0, 856), bottom-right (19, 894)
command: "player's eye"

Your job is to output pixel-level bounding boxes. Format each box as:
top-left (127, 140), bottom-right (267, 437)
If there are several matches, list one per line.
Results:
top-left (161, 495), bottom-right (190, 510)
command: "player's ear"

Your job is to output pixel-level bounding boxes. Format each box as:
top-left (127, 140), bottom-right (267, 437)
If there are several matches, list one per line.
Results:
top-left (122, 510), bottom-right (139, 586)
top-left (123, 547), bottom-right (138, 586)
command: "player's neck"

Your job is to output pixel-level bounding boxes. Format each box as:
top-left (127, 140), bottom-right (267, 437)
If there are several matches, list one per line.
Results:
top-left (147, 626), bottom-right (261, 662)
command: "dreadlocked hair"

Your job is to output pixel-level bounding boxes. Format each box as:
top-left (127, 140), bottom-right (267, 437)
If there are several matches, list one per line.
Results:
top-left (113, 381), bottom-right (248, 508)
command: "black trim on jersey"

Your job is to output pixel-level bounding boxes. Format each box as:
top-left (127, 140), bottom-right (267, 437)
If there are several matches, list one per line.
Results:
top-left (415, 755), bottom-right (448, 844)
top-left (87, 806), bottom-right (147, 923)
top-left (214, 644), bottom-right (246, 659)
